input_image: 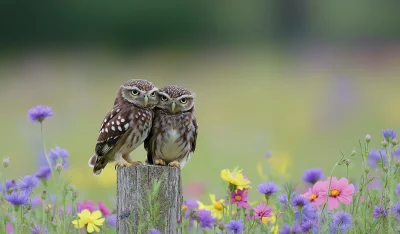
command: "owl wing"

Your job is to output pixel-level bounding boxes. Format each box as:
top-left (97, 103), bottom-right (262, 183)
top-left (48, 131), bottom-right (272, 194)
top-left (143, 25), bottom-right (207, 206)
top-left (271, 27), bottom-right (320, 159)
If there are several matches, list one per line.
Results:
top-left (95, 106), bottom-right (133, 157)
top-left (190, 117), bottom-right (198, 153)
top-left (143, 126), bottom-right (154, 165)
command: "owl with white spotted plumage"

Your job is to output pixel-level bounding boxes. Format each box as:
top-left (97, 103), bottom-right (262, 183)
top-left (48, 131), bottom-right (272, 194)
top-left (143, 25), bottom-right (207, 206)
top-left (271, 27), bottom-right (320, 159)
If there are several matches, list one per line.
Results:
top-left (144, 85), bottom-right (198, 169)
top-left (88, 79), bottom-right (159, 175)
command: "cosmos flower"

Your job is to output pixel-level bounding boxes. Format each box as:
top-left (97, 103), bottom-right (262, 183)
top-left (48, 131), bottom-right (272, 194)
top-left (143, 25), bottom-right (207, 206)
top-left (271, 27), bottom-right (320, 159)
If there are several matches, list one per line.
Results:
top-left (330, 211), bottom-right (352, 233)
top-left (221, 169), bottom-right (251, 191)
top-left (72, 209), bottom-right (105, 233)
top-left (97, 201), bottom-right (111, 216)
top-left (302, 180), bottom-right (325, 207)
top-left (35, 166), bottom-right (51, 180)
top-left (253, 203), bottom-right (272, 220)
top-left (6, 223), bottom-right (13, 233)
top-left (28, 105), bottom-right (53, 123)
top-left (18, 175), bottom-right (40, 193)
top-left (78, 200), bottom-right (96, 212)
top-left (230, 189), bottom-right (249, 208)
top-left (225, 220), bottom-right (244, 234)
top-left (148, 229), bottom-right (161, 234)
top-left (314, 177), bottom-right (355, 210)
top-left (373, 205), bottom-right (388, 218)
top-left (257, 181), bottom-right (279, 199)
top-left (197, 194), bottom-right (225, 219)
top-left (197, 209), bottom-right (215, 229)
top-left (30, 225), bottom-right (49, 234)
top-left (302, 168), bottom-right (325, 184)
top-left (367, 149), bottom-right (388, 168)
top-left (382, 129), bottom-right (396, 140)
top-left (5, 191), bottom-right (29, 206)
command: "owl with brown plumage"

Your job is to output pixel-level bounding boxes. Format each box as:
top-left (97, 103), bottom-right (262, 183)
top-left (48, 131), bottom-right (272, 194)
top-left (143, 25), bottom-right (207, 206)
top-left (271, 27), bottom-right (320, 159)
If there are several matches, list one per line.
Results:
top-left (88, 79), bottom-right (159, 175)
top-left (144, 85), bottom-right (198, 169)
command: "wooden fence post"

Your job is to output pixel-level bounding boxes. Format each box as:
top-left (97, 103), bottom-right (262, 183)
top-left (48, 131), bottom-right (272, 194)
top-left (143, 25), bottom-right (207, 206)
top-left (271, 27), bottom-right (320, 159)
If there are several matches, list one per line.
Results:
top-left (117, 165), bottom-right (183, 234)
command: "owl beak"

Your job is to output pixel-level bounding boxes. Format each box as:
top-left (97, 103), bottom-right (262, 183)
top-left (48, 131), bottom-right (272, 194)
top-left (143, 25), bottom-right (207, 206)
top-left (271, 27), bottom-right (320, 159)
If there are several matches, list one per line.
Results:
top-left (144, 96), bottom-right (149, 106)
top-left (171, 102), bottom-right (176, 112)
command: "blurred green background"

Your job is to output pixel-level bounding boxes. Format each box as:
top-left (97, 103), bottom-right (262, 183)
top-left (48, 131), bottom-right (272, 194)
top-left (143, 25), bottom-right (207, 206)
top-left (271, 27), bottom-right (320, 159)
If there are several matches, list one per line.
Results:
top-left (1, 1), bottom-right (400, 206)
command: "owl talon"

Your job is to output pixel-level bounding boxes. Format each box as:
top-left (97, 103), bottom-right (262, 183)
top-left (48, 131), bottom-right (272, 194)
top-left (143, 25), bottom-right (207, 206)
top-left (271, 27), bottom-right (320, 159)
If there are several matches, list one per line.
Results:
top-left (115, 162), bottom-right (132, 169)
top-left (130, 161), bottom-right (142, 166)
top-left (155, 159), bottom-right (166, 166)
top-left (168, 161), bottom-right (180, 168)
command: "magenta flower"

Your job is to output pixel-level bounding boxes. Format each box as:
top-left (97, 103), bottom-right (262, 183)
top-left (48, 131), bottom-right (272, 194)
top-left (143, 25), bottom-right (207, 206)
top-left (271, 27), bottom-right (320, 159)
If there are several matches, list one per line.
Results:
top-left (28, 105), bottom-right (53, 123)
top-left (6, 223), bottom-right (13, 233)
top-left (302, 180), bottom-right (325, 207)
top-left (253, 203), bottom-right (272, 220)
top-left (230, 189), bottom-right (249, 208)
top-left (314, 177), bottom-right (355, 210)
top-left (77, 200), bottom-right (96, 212)
top-left (98, 201), bottom-right (111, 216)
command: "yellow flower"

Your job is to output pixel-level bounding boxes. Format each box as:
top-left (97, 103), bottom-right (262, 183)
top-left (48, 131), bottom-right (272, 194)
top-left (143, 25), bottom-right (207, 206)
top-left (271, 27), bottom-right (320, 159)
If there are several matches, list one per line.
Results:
top-left (221, 169), bottom-right (251, 190)
top-left (72, 209), bottom-right (105, 233)
top-left (197, 194), bottom-right (226, 219)
top-left (271, 224), bottom-right (279, 234)
top-left (262, 214), bottom-right (276, 224)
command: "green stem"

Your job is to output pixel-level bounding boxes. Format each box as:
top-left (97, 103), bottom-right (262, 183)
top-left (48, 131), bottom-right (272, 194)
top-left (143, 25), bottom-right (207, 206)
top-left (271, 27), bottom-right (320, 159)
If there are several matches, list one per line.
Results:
top-left (40, 123), bottom-right (54, 176)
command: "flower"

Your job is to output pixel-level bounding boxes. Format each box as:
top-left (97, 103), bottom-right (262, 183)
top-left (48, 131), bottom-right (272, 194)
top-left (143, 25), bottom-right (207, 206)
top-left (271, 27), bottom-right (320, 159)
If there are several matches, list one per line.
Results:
top-left (5, 191), bottom-right (29, 206)
top-left (221, 169), bottom-right (251, 191)
top-left (183, 199), bottom-right (198, 218)
top-left (230, 189), bottom-right (249, 208)
top-left (72, 209), bottom-right (105, 233)
top-left (3, 157), bottom-right (9, 168)
top-left (6, 223), bottom-right (13, 233)
top-left (48, 146), bottom-right (69, 168)
top-left (148, 229), bottom-right (161, 234)
top-left (98, 201), bottom-right (110, 216)
top-left (302, 168), bottom-right (325, 184)
top-left (0, 180), bottom-right (18, 194)
top-left (253, 203), bottom-right (272, 220)
top-left (278, 194), bottom-right (289, 206)
top-left (301, 220), bottom-right (314, 232)
top-left (30, 226), bottom-right (49, 234)
top-left (382, 129), bottom-right (396, 140)
top-left (77, 200), bottom-right (96, 212)
top-left (108, 214), bottom-right (117, 227)
top-left (392, 201), bottom-right (400, 220)
top-left (197, 194), bottom-right (225, 219)
top-left (257, 181), bottom-right (278, 199)
top-left (367, 149), bottom-right (388, 168)
top-left (18, 175), bottom-right (40, 193)
top-left (291, 195), bottom-right (310, 209)
top-left (31, 195), bottom-right (43, 209)
top-left (302, 181), bottom-right (325, 206)
top-left (197, 209), bottom-right (215, 229)
top-left (300, 204), bottom-right (318, 222)
top-left (396, 184), bottom-right (400, 197)
top-left (28, 105), bottom-right (53, 123)
top-left (225, 220), bottom-right (244, 234)
top-left (280, 224), bottom-right (291, 234)
top-left (373, 205), bottom-right (388, 218)
top-left (35, 166), bottom-right (51, 180)
top-left (314, 177), bottom-right (355, 210)
top-left (330, 211), bottom-right (352, 233)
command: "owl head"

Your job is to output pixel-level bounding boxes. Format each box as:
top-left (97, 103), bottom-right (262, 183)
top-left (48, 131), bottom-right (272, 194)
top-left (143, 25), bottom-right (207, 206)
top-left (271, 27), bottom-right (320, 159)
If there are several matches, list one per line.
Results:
top-left (157, 85), bottom-right (195, 113)
top-left (118, 79), bottom-right (159, 108)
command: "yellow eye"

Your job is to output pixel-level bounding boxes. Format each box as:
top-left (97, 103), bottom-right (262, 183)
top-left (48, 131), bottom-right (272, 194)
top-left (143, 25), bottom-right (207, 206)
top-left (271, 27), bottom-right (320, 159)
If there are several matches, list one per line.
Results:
top-left (131, 90), bottom-right (139, 96)
top-left (161, 95), bottom-right (168, 101)
top-left (180, 98), bottom-right (187, 104)
top-left (150, 92), bottom-right (156, 97)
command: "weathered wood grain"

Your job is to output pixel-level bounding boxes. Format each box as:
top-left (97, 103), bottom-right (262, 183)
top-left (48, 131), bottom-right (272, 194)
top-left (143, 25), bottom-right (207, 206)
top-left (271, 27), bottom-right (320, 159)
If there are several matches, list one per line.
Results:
top-left (117, 165), bottom-right (183, 234)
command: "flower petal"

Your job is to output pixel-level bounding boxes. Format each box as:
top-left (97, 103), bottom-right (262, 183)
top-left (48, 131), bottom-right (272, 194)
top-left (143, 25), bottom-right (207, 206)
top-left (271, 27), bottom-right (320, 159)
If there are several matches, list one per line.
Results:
top-left (220, 169), bottom-right (232, 182)
top-left (78, 209), bottom-right (91, 219)
top-left (86, 223), bottom-right (95, 233)
top-left (91, 210), bottom-right (103, 220)
top-left (327, 197), bottom-right (339, 210)
top-left (93, 218), bottom-right (105, 226)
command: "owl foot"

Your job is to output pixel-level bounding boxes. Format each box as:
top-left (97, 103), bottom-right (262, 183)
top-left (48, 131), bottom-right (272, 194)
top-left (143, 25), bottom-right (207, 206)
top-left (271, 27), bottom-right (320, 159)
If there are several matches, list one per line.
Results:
top-left (155, 159), bottom-right (166, 166)
top-left (168, 161), bottom-right (180, 168)
top-left (114, 162), bottom-right (132, 170)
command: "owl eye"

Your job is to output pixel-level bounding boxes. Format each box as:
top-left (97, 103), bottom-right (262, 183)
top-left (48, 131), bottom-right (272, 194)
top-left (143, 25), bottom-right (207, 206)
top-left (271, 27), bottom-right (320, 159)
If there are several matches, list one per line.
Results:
top-left (150, 92), bottom-right (156, 97)
top-left (180, 98), bottom-right (187, 104)
top-left (131, 90), bottom-right (139, 96)
top-left (161, 95), bottom-right (168, 102)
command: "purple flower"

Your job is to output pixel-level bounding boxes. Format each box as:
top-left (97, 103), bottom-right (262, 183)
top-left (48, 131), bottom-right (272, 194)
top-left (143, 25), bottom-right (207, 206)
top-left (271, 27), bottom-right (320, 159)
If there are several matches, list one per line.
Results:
top-left (5, 191), bottom-right (29, 206)
top-left (18, 175), bottom-right (40, 193)
top-left (49, 146), bottom-right (69, 168)
top-left (197, 210), bottom-right (215, 229)
top-left (184, 199), bottom-right (198, 218)
top-left (0, 180), bottom-right (18, 194)
top-left (367, 149), bottom-right (388, 168)
top-left (330, 211), bottom-right (352, 234)
top-left (291, 195), bottom-right (310, 208)
top-left (31, 195), bottom-right (43, 209)
top-left (373, 205), bottom-right (388, 218)
top-left (301, 220), bottom-right (314, 232)
top-left (148, 229), bottom-right (161, 234)
top-left (35, 166), bottom-right (51, 180)
top-left (225, 220), bottom-right (244, 234)
top-left (28, 105), bottom-right (53, 123)
top-left (382, 129), bottom-right (396, 140)
top-left (301, 204), bottom-right (318, 221)
top-left (302, 168), bottom-right (325, 184)
top-left (280, 224), bottom-right (291, 234)
top-left (396, 184), bottom-right (400, 197)
top-left (30, 226), bottom-right (49, 234)
top-left (257, 181), bottom-right (278, 199)
top-left (108, 214), bottom-right (117, 227)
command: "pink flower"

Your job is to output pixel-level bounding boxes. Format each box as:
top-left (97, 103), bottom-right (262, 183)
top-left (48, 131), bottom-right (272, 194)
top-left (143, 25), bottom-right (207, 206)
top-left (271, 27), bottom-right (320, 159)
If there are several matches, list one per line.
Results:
top-left (314, 177), bottom-right (355, 210)
top-left (302, 181), bottom-right (325, 207)
top-left (98, 201), bottom-right (111, 216)
top-left (77, 200), bottom-right (96, 212)
top-left (230, 189), bottom-right (249, 208)
top-left (253, 203), bottom-right (272, 220)
top-left (6, 223), bottom-right (13, 233)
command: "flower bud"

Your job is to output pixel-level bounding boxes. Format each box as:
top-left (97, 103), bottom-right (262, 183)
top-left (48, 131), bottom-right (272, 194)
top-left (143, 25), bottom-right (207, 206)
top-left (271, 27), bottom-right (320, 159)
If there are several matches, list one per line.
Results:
top-left (381, 140), bottom-right (388, 147)
top-left (218, 222), bottom-right (225, 231)
top-left (365, 134), bottom-right (371, 142)
top-left (41, 190), bottom-right (47, 200)
top-left (392, 138), bottom-right (398, 146)
top-left (351, 150), bottom-right (356, 157)
top-left (344, 158), bottom-right (350, 166)
top-left (72, 191), bottom-right (78, 201)
top-left (2, 157), bottom-right (9, 168)
top-left (365, 167), bottom-right (370, 173)
top-left (55, 164), bottom-right (63, 173)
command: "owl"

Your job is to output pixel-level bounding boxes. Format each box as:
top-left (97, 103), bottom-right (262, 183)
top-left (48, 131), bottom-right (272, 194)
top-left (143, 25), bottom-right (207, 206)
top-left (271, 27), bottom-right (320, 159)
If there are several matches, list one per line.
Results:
top-left (144, 85), bottom-right (198, 169)
top-left (88, 79), bottom-right (159, 175)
